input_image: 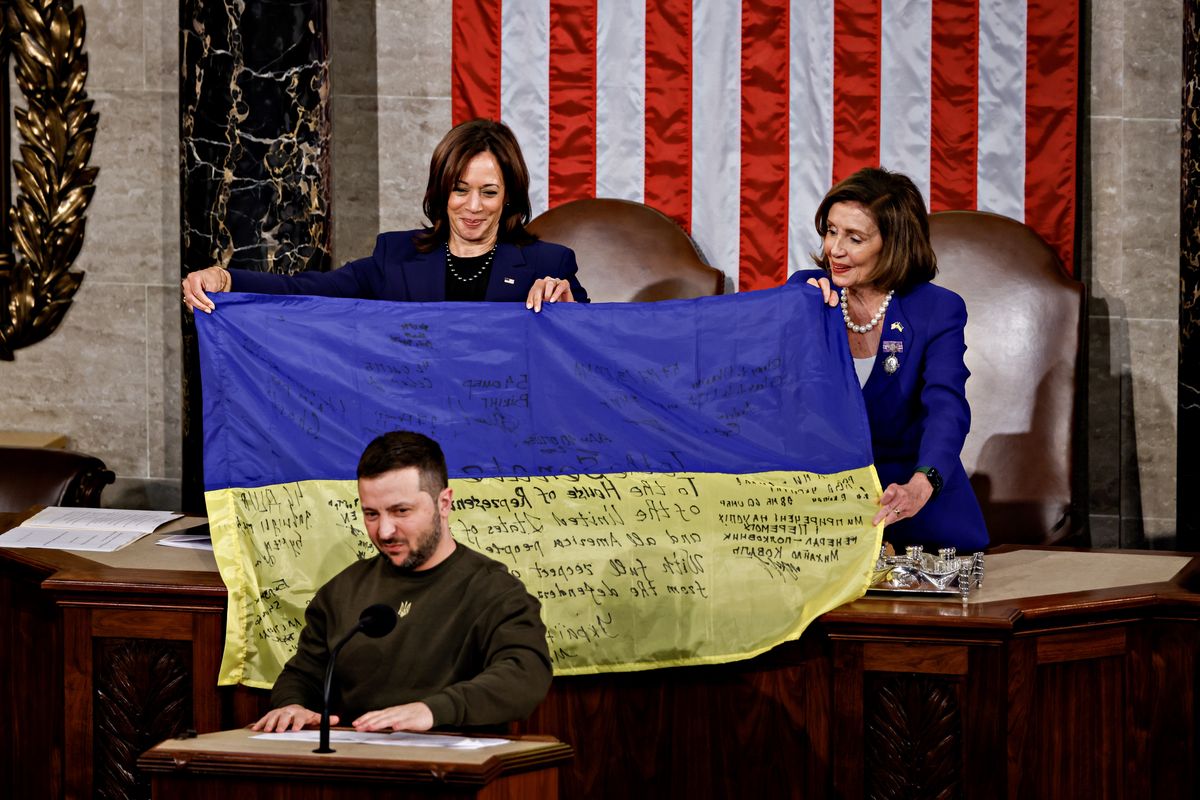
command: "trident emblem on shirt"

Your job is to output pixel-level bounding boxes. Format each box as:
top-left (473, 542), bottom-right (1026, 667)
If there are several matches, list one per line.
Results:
top-left (397, 601), bottom-right (412, 618)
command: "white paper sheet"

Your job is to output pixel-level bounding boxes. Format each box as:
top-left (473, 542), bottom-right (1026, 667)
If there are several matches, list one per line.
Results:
top-left (0, 526), bottom-right (148, 551)
top-left (252, 730), bottom-right (508, 749)
top-left (23, 506), bottom-right (182, 532)
top-left (157, 534), bottom-right (214, 551)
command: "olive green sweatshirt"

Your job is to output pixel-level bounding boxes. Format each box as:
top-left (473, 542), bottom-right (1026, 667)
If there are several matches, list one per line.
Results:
top-left (270, 543), bottom-right (552, 728)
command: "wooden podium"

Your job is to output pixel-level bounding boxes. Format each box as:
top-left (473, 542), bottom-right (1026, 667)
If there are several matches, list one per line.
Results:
top-left (138, 728), bottom-right (572, 799)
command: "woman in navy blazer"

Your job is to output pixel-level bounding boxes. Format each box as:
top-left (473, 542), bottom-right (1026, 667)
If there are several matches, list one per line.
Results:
top-left (788, 167), bottom-right (987, 551)
top-left (182, 119), bottom-right (588, 313)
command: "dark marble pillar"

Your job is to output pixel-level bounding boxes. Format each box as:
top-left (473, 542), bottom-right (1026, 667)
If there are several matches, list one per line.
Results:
top-left (1, 45), bottom-right (11, 275)
top-left (1182, 3), bottom-right (1199, 548)
top-left (180, 1), bottom-right (331, 511)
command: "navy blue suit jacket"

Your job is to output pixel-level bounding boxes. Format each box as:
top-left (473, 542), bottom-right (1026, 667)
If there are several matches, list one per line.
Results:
top-left (790, 270), bottom-right (988, 551)
top-left (228, 230), bottom-right (590, 303)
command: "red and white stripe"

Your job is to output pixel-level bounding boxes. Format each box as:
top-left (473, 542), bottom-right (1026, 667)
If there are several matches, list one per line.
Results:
top-left (452, 0), bottom-right (1078, 291)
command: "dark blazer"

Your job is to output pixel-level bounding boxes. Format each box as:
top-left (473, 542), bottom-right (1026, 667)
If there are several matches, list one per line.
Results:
top-left (790, 270), bottom-right (988, 551)
top-left (229, 230), bottom-right (590, 303)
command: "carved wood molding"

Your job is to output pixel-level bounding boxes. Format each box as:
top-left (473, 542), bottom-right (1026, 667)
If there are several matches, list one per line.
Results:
top-left (865, 675), bottom-right (964, 800)
top-left (94, 638), bottom-right (191, 800)
top-left (0, 0), bottom-right (98, 361)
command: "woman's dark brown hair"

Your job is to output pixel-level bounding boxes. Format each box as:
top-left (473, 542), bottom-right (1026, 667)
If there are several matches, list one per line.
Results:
top-left (811, 166), bottom-right (937, 292)
top-left (414, 118), bottom-right (535, 252)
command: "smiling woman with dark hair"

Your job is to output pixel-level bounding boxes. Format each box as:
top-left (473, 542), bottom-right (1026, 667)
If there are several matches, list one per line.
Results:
top-left (182, 118), bottom-right (588, 313)
top-left (789, 166), bottom-right (987, 552)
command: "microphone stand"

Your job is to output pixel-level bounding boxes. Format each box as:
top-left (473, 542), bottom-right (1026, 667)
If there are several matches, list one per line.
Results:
top-left (314, 630), bottom-right (357, 754)
top-left (314, 604), bottom-right (397, 754)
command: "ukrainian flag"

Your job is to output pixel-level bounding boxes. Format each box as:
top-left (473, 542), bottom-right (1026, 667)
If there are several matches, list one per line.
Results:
top-left (198, 285), bottom-right (882, 687)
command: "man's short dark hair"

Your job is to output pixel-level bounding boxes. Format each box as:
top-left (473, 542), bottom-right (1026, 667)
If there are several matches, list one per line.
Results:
top-left (357, 431), bottom-right (449, 496)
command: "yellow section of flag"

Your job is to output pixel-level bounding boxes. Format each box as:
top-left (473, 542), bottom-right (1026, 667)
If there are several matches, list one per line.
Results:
top-left (209, 467), bottom-right (882, 687)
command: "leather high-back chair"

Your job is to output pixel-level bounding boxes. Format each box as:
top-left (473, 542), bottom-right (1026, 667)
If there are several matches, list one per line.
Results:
top-left (527, 198), bottom-right (724, 302)
top-left (929, 211), bottom-right (1084, 545)
top-left (0, 446), bottom-right (116, 513)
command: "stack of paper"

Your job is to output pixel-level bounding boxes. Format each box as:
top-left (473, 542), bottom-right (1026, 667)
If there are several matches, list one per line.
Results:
top-left (0, 507), bottom-right (183, 552)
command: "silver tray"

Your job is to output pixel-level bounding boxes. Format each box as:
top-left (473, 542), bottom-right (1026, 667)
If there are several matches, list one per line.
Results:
top-left (867, 546), bottom-right (984, 600)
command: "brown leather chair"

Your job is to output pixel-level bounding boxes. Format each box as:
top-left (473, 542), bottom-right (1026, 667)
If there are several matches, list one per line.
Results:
top-left (0, 446), bottom-right (116, 513)
top-left (929, 211), bottom-right (1084, 546)
top-left (527, 198), bottom-right (724, 302)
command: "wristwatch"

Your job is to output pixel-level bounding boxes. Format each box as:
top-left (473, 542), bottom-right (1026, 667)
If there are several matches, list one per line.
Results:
top-left (914, 466), bottom-right (943, 499)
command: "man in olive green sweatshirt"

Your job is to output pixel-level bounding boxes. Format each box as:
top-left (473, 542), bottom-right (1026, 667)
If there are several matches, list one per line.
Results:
top-left (251, 430), bottom-right (552, 733)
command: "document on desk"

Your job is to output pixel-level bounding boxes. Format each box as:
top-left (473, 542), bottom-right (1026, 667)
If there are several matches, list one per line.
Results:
top-left (0, 526), bottom-right (148, 551)
top-left (0, 506), bottom-right (184, 551)
top-left (253, 730), bottom-right (508, 749)
top-left (22, 506), bottom-right (183, 531)
top-left (157, 533), bottom-right (214, 551)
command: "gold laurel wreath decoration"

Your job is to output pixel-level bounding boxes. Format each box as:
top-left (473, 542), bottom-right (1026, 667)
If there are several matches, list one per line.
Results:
top-left (0, 0), bottom-right (98, 360)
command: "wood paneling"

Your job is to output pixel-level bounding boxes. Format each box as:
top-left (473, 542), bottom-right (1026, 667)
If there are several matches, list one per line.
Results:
top-left (1035, 626), bottom-right (1126, 664)
top-left (4, 525), bottom-right (1200, 800)
top-left (864, 642), bottom-right (969, 674)
top-left (1033, 656), bottom-right (1125, 799)
top-left (523, 638), bottom-right (830, 799)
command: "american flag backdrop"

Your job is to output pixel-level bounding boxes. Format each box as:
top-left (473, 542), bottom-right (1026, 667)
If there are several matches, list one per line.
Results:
top-left (451, 0), bottom-right (1079, 292)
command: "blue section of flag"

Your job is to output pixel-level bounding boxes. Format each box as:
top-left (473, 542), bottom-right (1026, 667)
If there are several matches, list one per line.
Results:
top-left (197, 285), bottom-right (872, 490)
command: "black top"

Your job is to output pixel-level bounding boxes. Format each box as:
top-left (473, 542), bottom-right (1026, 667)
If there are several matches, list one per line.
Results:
top-left (444, 249), bottom-right (495, 302)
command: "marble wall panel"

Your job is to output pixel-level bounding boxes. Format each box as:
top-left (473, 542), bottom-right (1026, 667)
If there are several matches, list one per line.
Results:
top-left (0, 282), bottom-right (149, 476)
top-left (1088, 0), bottom-right (1125, 118)
top-left (376, 96), bottom-right (452, 233)
top-left (9, 399), bottom-right (148, 469)
top-left (76, 0), bottom-right (147, 92)
top-left (1123, 0), bottom-right (1184, 120)
top-left (1083, 0), bottom-right (1181, 546)
top-left (1090, 514), bottom-right (1121, 549)
top-left (1118, 119), bottom-right (1182, 317)
top-left (144, 0), bottom-right (179, 92)
top-left (0, 282), bottom-right (145, 408)
top-left (374, 0), bottom-right (452, 99)
top-left (331, 95), bottom-right (382, 264)
top-left (329, 0), bottom-right (379, 98)
top-left (1125, 320), bottom-right (1178, 526)
top-left (1086, 116), bottom-right (1125, 301)
top-left (76, 90), bottom-right (179, 286)
top-left (0, 0), bottom-right (179, 509)
top-left (1087, 316), bottom-right (1122, 516)
top-left (148, 287), bottom-right (182, 481)
top-left (180, 0), bottom-right (332, 276)
top-left (105, 476), bottom-right (183, 510)
top-left (1141, 516), bottom-right (1177, 547)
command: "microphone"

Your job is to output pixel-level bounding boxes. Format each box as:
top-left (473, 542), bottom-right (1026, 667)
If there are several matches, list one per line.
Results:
top-left (314, 603), bottom-right (397, 753)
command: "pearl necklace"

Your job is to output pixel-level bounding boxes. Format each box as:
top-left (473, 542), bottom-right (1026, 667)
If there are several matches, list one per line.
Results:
top-left (445, 242), bottom-right (497, 283)
top-left (840, 287), bottom-right (894, 334)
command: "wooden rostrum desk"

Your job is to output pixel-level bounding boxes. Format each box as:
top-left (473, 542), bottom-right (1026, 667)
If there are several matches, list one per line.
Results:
top-left (2, 508), bottom-right (1198, 799)
top-left (138, 728), bottom-right (572, 799)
